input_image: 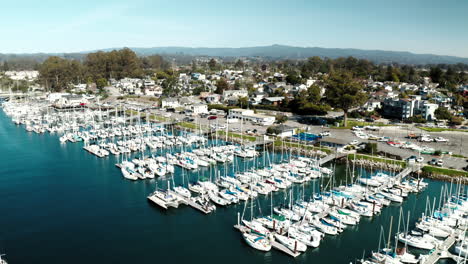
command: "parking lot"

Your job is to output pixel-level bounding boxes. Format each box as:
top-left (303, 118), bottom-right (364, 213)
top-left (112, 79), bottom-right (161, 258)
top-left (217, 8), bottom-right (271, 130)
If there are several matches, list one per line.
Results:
top-left (148, 107), bottom-right (467, 170)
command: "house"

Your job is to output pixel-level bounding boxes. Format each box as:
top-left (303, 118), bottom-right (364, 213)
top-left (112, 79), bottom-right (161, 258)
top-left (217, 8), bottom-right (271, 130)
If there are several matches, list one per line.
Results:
top-left (222, 89), bottom-right (248, 102)
top-left (362, 99), bottom-right (382, 112)
top-left (250, 91), bottom-right (266, 105)
top-left (268, 124), bottom-right (296, 138)
top-left (161, 98), bottom-right (180, 109)
top-left (228, 108), bottom-right (275, 126)
top-left (204, 94), bottom-right (221, 104)
top-left (261, 96), bottom-right (284, 106)
top-left (306, 79), bottom-right (317, 87)
top-left (186, 104), bottom-right (208, 115)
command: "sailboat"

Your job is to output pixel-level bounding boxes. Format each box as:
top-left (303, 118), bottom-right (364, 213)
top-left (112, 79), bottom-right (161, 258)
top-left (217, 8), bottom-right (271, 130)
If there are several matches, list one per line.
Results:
top-left (242, 232), bottom-right (272, 251)
top-left (0, 253), bottom-right (7, 264)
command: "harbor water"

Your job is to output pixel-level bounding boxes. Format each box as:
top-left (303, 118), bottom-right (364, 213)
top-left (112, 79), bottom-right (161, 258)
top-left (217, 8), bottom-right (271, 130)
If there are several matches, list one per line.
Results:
top-left (0, 109), bottom-right (459, 264)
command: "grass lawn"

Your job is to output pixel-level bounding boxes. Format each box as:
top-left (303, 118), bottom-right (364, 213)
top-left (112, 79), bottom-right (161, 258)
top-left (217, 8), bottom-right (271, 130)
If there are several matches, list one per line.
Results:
top-left (177, 122), bottom-right (199, 130)
top-left (422, 166), bottom-right (468, 177)
top-left (217, 131), bottom-right (257, 142)
top-left (347, 153), bottom-right (407, 167)
top-left (417, 127), bottom-right (468, 133)
top-left (332, 120), bottom-right (391, 129)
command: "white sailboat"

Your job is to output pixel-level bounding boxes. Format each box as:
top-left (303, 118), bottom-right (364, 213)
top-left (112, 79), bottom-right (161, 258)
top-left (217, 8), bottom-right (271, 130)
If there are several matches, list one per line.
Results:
top-left (242, 232), bottom-right (272, 251)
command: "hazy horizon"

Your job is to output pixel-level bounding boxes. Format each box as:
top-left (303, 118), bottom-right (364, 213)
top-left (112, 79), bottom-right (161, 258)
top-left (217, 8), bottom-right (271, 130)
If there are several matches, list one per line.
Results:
top-left (1, 0), bottom-right (467, 57)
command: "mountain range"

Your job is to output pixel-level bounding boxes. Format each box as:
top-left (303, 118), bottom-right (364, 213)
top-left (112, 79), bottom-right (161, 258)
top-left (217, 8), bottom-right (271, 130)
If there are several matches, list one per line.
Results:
top-left (2, 45), bottom-right (468, 65)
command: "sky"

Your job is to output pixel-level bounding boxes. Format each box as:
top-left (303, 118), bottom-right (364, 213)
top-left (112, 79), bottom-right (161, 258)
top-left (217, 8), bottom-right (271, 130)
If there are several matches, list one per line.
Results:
top-left (1, 0), bottom-right (468, 57)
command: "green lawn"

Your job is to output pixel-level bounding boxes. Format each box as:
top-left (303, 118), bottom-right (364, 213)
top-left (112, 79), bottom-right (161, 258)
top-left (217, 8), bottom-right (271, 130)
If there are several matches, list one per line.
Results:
top-left (417, 127), bottom-right (468, 133)
top-left (217, 131), bottom-right (257, 142)
top-left (332, 120), bottom-right (391, 129)
top-left (422, 166), bottom-right (468, 177)
top-left (347, 153), bottom-right (407, 167)
top-left (177, 122), bottom-right (199, 130)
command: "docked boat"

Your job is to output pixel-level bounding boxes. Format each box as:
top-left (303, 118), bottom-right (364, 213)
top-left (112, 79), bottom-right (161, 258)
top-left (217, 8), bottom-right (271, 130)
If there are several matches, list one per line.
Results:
top-left (242, 232), bottom-right (271, 251)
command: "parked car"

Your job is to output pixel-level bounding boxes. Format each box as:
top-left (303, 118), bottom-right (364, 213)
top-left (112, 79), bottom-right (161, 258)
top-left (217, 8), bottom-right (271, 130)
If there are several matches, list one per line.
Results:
top-left (436, 159), bottom-right (443, 166)
top-left (349, 140), bottom-right (359, 145)
top-left (434, 137), bottom-right (448, 142)
top-left (429, 158), bottom-right (438, 165)
top-left (420, 137), bottom-right (433, 142)
top-left (208, 116), bottom-right (217, 120)
top-left (319, 131), bottom-right (331, 137)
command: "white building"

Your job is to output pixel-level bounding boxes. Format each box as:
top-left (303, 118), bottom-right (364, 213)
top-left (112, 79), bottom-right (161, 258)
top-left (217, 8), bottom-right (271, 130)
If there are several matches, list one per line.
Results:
top-left (422, 103), bottom-right (439, 120)
top-left (187, 104), bottom-right (208, 115)
top-left (4, 71), bottom-right (39, 81)
top-left (47, 92), bottom-right (70, 102)
top-left (222, 89), bottom-right (248, 101)
top-left (228, 108), bottom-right (275, 126)
top-left (161, 98), bottom-right (180, 109)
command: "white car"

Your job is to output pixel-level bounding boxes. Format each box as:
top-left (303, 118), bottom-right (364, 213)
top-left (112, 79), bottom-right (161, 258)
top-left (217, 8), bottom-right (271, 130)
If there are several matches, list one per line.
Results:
top-left (420, 137), bottom-right (433, 142)
top-left (434, 137), bottom-right (448, 142)
top-left (350, 140), bottom-right (359, 145)
top-left (319, 131), bottom-right (331, 137)
top-left (416, 157), bottom-right (424, 163)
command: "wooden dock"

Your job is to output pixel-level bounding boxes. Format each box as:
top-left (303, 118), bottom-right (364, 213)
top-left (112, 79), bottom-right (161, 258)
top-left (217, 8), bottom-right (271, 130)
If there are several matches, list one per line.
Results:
top-left (318, 153), bottom-right (346, 165)
top-left (422, 229), bottom-right (462, 264)
top-left (233, 224), bottom-right (301, 257)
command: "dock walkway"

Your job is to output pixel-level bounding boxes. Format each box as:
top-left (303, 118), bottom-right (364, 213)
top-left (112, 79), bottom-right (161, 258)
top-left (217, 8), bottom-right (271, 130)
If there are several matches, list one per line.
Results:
top-left (422, 228), bottom-right (464, 264)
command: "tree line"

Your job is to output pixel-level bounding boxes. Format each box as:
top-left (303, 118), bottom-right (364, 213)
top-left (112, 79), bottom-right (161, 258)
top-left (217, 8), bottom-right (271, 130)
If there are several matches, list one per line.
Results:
top-left (37, 48), bottom-right (169, 92)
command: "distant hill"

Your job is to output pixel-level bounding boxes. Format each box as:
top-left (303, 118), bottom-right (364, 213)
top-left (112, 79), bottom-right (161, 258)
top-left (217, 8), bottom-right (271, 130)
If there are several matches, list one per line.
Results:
top-left (125, 45), bottom-right (468, 65)
top-left (2, 44), bottom-right (468, 66)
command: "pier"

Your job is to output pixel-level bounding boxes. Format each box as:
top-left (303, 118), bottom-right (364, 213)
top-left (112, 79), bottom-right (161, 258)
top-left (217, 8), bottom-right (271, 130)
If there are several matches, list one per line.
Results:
top-left (319, 152), bottom-right (346, 165)
top-left (422, 228), bottom-right (465, 264)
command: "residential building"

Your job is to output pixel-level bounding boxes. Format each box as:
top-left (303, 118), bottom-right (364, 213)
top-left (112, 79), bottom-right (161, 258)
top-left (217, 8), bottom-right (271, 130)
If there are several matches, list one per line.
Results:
top-left (261, 96), bottom-right (284, 106)
top-left (228, 108), bottom-right (275, 126)
top-left (161, 98), bottom-right (180, 109)
top-left (186, 104), bottom-right (208, 115)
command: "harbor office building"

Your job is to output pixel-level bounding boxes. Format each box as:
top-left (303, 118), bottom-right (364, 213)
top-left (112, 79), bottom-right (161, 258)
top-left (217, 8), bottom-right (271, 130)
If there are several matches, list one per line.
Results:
top-left (228, 108), bottom-right (275, 126)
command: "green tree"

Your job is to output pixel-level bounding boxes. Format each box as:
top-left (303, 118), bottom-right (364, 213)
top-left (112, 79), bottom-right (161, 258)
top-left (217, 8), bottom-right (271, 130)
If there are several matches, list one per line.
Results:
top-left (215, 78), bottom-right (228, 94)
top-left (307, 84), bottom-right (322, 104)
top-left (208, 59), bottom-right (217, 71)
top-left (450, 116), bottom-right (463, 125)
top-left (234, 59), bottom-right (244, 70)
top-left (238, 96), bottom-right (249, 108)
top-left (434, 107), bottom-right (452, 120)
top-left (286, 71), bottom-right (301, 85)
top-left (275, 114), bottom-right (288, 124)
top-left (39, 56), bottom-right (80, 92)
top-left (96, 78), bottom-right (107, 89)
top-left (325, 71), bottom-right (367, 127)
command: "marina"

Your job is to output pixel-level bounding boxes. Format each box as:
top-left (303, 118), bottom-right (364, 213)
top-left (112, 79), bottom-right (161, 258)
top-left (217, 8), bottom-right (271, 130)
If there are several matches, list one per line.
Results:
top-left (0, 100), bottom-right (465, 264)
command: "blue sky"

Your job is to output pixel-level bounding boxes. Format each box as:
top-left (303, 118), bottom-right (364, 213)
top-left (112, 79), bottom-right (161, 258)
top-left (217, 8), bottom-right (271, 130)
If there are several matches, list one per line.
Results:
top-left (1, 0), bottom-right (468, 57)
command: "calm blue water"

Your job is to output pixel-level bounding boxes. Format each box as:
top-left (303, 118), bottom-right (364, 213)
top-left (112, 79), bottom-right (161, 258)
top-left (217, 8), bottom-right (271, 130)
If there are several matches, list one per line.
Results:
top-left (0, 109), bottom-right (460, 264)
